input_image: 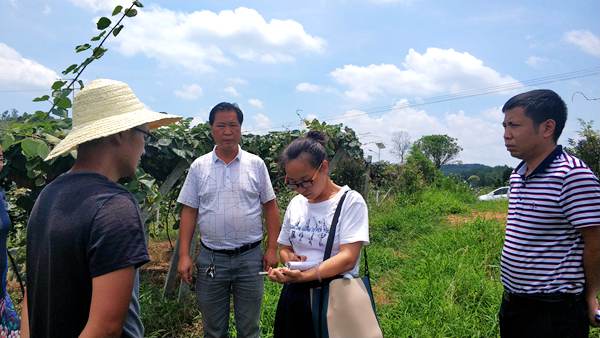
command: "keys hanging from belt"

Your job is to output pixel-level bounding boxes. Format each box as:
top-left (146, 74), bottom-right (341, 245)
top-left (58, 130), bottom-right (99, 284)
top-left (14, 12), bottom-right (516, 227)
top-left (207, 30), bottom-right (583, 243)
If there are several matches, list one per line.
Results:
top-left (206, 251), bottom-right (216, 279)
top-left (207, 264), bottom-right (216, 279)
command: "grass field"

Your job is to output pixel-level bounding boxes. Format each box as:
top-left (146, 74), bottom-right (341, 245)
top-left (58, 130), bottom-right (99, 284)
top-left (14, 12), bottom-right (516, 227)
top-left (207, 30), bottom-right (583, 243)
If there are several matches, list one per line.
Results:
top-left (139, 184), bottom-right (514, 337)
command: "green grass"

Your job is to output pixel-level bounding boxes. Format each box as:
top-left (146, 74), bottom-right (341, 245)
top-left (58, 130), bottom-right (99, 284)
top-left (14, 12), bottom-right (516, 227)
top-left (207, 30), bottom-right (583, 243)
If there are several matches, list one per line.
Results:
top-left (375, 218), bottom-right (504, 336)
top-left (141, 186), bottom-right (510, 337)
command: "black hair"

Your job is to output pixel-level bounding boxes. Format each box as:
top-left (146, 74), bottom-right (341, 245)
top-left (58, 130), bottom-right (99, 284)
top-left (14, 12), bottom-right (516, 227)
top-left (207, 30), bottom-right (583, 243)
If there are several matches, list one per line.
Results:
top-left (502, 89), bottom-right (567, 142)
top-left (208, 102), bottom-right (244, 126)
top-left (280, 130), bottom-right (328, 168)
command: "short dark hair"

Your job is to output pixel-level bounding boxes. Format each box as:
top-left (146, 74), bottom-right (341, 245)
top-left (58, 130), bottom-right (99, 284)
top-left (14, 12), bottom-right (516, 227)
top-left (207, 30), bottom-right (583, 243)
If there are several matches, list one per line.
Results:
top-left (208, 102), bottom-right (243, 126)
top-left (280, 131), bottom-right (328, 168)
top-left (502, 89), bottom-right (567, 142)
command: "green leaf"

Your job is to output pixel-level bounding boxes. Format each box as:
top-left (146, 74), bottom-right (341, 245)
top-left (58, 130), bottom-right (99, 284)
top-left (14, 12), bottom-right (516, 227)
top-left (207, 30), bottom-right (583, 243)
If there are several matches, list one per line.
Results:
top-left (92, 47), bottom-right (107, 59)
top-left (32, 95), bottom-right (50, 102)
top-left (75, 43), bottom-right (91, 53)
top-left (54, 96), bottom-right (72, 109)
top-left (112, 24), bottom-right (124, 37)
top-left (133, 1), bottom-right (144, 8)
top-left (62, 64), bottom-right (78, 75)
top-left (78, 80), bottom-right (85, 89)
top-left (43, 133), bottom-right (62, 145)
top-left (35, 177), bottom-right (46, 187)
top-left (158, 138), bottom-right (172, 146)
top-left (172, 148), bottom-right (187, 158)
top-left (1, 133), bottom-right (15, 150)
top-left (112, 5), bottom-right (123, 15)
top-left (139, 178), bottom-right (155, 190)
top-left (51, 80), bottom-right (67, 90)
top-left (124, 8), bottom-right (137, 17)
top-left (49, 107), bottom-right (67, 118)
top-left (91, 30), bottom-right (106, 41)
top-left (96, 17), bottom-right (112, 30)
top-left (21, 138), bottom-right (49, 159)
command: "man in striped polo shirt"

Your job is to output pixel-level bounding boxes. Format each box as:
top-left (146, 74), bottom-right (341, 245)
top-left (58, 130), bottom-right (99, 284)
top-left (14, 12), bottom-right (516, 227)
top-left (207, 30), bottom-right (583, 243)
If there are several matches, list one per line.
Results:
top-left (499, 89), bottom-right (600, 337)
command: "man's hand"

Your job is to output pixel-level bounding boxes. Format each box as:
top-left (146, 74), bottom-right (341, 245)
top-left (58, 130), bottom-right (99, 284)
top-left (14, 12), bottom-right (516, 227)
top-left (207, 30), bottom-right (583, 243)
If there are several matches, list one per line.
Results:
top-left (178, 254), bottom-right (194, 284)
top-left (263, 247), bottom-right (278, 271)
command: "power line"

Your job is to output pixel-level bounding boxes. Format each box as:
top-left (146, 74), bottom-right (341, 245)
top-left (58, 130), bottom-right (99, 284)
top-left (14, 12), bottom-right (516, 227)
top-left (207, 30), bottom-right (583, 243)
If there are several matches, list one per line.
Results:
top-left (243, 66), bottom-right (600, 134)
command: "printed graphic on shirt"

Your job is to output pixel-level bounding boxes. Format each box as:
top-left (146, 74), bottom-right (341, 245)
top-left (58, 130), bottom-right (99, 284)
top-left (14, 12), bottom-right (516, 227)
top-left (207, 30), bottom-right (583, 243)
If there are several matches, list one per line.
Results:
top-left (289, 216), bottom-right (331, 248)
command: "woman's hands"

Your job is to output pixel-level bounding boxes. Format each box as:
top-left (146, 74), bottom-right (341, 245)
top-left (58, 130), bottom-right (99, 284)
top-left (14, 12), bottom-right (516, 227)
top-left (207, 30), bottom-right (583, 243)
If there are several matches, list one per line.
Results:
top-left (267, 266), bottom-right (305, 284)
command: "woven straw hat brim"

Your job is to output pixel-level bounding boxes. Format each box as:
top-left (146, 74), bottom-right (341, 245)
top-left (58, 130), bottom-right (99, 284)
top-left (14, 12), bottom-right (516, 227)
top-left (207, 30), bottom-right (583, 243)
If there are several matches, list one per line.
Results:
top-left (45, 108), bottom-right (181, 161)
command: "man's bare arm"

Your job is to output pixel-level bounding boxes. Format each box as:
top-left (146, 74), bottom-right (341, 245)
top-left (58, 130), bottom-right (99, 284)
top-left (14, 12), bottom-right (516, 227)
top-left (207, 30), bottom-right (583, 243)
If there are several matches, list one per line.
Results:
top-left (79, 266), bottom-right (135, 338)
top-left (262, 199), bottom-right (281, 270)
top-left (581, 226), bottom-right (600, 327)
top-left (177, 205), bottom-right (198, 284)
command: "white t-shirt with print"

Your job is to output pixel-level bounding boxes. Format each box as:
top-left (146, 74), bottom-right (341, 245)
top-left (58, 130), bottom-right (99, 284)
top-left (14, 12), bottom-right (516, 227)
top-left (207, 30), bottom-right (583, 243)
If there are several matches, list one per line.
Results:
top-left (277, 185), bottom-right (369, 277)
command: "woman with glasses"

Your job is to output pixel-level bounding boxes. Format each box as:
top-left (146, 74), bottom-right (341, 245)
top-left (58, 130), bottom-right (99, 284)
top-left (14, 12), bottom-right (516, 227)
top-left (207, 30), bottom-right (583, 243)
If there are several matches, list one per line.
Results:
top-left (0, 146), bottom-right (21, 337)
top-left (267, 131), bottom-right (369, 338)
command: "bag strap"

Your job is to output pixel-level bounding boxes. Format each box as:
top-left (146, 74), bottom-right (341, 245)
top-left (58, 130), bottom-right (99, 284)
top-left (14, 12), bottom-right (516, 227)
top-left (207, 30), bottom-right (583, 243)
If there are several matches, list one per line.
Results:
top-left (317, 190), bottom-right (349, 338)
top-left (363, 246), bottom-right (370, 278)
top-left (323, 190), bottom-right (349, 261)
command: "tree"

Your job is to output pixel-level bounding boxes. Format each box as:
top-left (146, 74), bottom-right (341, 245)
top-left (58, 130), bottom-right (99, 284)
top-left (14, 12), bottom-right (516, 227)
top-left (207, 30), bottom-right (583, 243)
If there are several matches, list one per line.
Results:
top-left (567, 119), bottom-right (600, 177)
top-left (390, 131), bottom-right (411, 164)
top-left (414, 134), bottom-right (462, 168)
top-left (467, 175), bottom-right (480, 187)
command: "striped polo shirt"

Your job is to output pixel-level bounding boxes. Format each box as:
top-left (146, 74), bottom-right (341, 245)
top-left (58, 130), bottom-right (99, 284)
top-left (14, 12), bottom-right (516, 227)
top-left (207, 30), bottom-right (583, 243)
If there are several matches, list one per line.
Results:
top-left (500, 145), bottom-right (600, 294)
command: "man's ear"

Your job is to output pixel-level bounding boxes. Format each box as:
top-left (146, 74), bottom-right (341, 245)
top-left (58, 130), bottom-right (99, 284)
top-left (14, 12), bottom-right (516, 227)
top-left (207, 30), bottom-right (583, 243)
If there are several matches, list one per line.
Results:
top-left (542, 119), bottom-right (556, 140)
top-left (107, 131), bottom-right (125, 146)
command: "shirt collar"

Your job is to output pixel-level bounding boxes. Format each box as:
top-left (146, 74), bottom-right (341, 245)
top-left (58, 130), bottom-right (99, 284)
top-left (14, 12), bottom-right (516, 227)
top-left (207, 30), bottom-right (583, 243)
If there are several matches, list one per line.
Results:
top-left (515, 145), bottom-right (563, 178)
top-left (212, 145), bottom-right (243, 163)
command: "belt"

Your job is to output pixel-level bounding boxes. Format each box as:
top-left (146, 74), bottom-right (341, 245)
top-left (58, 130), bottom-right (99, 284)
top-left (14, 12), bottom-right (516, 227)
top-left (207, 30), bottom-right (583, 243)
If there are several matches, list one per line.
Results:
top-left (503, 290), bottom-right (584, 304)
top-left (200, 240), bottom-right (261, 255)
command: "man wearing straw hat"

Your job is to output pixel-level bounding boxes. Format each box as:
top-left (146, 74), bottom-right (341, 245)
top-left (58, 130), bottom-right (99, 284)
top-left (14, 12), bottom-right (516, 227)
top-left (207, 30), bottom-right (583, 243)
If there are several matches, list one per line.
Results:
top-left (21, 79), bottom-right (180, 337)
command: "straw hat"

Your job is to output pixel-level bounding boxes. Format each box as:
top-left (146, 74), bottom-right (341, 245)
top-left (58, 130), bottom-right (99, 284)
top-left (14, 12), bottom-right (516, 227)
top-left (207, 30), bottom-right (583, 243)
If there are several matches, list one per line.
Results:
top-left (45, 79), bottom-right (181, 161)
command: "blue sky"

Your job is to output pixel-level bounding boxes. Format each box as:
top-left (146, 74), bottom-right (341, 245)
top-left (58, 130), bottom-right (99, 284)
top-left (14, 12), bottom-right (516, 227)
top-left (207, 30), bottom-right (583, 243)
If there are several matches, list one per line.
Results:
top-left (1, 0), bottom-right (599, 166)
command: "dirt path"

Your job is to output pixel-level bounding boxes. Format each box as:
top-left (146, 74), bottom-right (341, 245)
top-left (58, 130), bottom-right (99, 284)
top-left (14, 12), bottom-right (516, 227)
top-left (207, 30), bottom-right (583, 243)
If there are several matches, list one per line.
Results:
top-left (447, 211), bottom-right (506, 226)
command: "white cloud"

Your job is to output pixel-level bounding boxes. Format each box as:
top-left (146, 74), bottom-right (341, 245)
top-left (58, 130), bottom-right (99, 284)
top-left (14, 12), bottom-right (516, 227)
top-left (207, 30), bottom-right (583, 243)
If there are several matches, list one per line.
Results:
top-left (68, 0), bottom-right (120, 12)
top-left (174, 83), bottom-right (203, 100)
top-left (228, 77), bottom-right (248, 86)
top-left (306, 113), bottom-right (319, 121)
top-left (42, 4), bottom-right (52, 15)
top-left (564, 30), bottom-right (600, 58)
top-left (334, 100), bottom-right (515, 166)
top-left (248, 98), bottom-right (263, 109)
top-left (224, 86), bottom-right (240, 97)
top-left (525, 56), bottom-right (547, 67)
top-left (296, 82), bottom-right (322, 93)
top-left (0, 43), bottom-right (57, 89)
top-left (109, 6), bottom-right (325, 71)
top-left (330, 47), bottom-right (520, 102)
top-left (254, 113), bottom-right (272, 129)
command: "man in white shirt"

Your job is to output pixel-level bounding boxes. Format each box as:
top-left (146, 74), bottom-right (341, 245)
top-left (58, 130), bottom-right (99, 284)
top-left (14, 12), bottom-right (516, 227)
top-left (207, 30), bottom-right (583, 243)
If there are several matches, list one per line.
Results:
top-left (177, 102), bottom-right (280, 338)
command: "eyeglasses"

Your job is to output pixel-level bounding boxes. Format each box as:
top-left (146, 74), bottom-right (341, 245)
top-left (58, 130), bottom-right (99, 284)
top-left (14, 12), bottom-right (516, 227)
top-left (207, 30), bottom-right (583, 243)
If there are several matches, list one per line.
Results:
top-left (133, 127), bottom-right (154, 142)
top-left (285, 162), bottom-right (323, 190)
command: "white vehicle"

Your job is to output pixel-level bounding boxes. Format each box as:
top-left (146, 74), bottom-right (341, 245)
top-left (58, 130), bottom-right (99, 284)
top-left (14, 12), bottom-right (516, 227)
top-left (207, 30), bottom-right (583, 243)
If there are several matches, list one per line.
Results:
top-left (478, 186), bottom-right (509, 201)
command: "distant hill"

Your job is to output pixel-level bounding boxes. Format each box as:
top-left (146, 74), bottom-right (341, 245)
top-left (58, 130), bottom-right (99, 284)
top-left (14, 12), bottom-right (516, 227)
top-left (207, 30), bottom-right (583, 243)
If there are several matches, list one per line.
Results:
top-left (441, 163), bottom-right (513, 187)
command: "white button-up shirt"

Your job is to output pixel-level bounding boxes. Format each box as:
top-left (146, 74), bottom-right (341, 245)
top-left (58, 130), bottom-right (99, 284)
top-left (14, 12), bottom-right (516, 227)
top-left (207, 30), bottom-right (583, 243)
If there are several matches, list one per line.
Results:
top-left (177, 146), bottom-right (276, 250)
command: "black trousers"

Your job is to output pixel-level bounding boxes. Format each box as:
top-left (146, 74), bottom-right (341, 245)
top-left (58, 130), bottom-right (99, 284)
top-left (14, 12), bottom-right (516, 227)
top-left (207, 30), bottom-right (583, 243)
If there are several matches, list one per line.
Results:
top-left (498, 291), bottom-right (589, 338)
top-left (274, 283), bottom-right (317, 338)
